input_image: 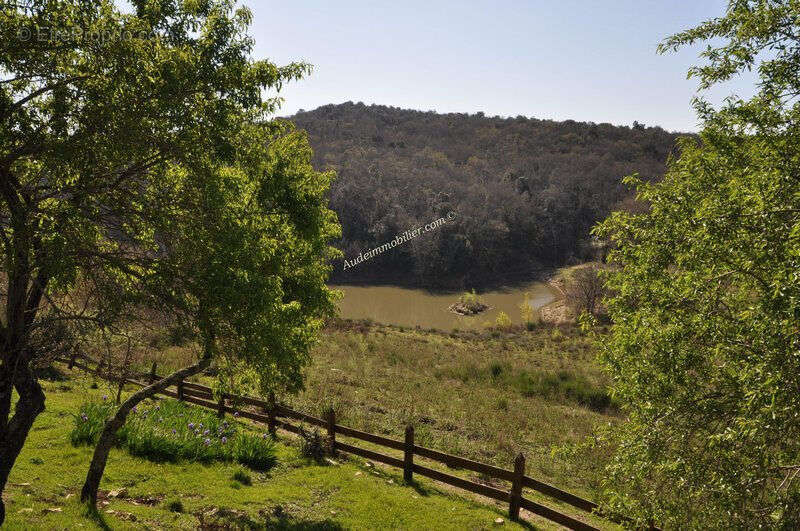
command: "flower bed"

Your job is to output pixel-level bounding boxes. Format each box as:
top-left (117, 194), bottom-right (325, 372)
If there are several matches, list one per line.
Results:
top-left (71, 397), bottom-right (276, 471)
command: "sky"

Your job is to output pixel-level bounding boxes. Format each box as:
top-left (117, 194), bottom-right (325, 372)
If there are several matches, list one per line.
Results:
top-left (244, 0), bottom-right (759, 133)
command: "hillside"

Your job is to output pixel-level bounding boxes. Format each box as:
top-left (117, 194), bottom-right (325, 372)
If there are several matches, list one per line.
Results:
top-left (292, 103), bottom-right (686, 289)
top-left (3, 322), bottom-right (618, 530)
top-left (2, 373), bottom-right (533, 530)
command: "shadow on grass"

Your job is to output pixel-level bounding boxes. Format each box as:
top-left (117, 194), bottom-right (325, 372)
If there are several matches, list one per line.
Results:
top-left (263, 518), bottom-right (345, 530)
top-left (404, 478), bottom-right (432, 497)
top-left (515, 517), bottom-right (537, 530)
top-left (82, 502), bottom-right (111, 531)
top-left (198, 506), bottom-right (345, 530)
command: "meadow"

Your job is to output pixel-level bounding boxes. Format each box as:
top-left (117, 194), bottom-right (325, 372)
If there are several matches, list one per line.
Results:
top-left (139, 317), bottom-right (616, 499)
top-left (293, 320), bottom-right (615, 498)
top-left (16, 315), bottom-right (620, 529)
top-left (4, 373), bottom-right (546, 530)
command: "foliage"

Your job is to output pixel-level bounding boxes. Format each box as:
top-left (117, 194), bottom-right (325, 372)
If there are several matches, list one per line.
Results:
top-left (232, 469), bottom-right (253, 486)
top-left (8, 376), bottom-right (530, 529)
top-left (233, 431), bottom-right (278, 472)
top-left (165, 498), bottom-right (184, 513)
top-left (0, 0), bottom-right (339, 514)
top-left (494, 311), bottom-right (512, 328)
top-left (298, 426), bottom-right (327, 462)
top-left (563, 263), bottom-right (608, 317)
top-left (593, 1), bottom-right (800, 526)
top-left (460, 289), bottom-right (480, 308)
top-left (293, 103), bottom-right (682, 289)
top-left (518, 292), bottom-right (536, 324)
top-left (450, 289), bottom-right (489, 316)
top-left (71, 399), bottom-right (276, 471)
top-left (297, 320), bottom-right (616, 493)
top-left (70, 399), bottom-right (124, 447)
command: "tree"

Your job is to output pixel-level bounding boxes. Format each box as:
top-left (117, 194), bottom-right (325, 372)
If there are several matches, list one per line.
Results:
top-left (563, 263), bottom-right (607, 317)
top-left (594, 1), bottom-right (800, 527)
top-left (292, 102), bottom-right (680, 289)
top-left (0, 1), bottom-right (336, 522)
top-left (80, 120), bottom-right (340, 505)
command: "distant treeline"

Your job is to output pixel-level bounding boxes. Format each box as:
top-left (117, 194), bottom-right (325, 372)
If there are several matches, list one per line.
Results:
top-left (292, 102), bottom-right (686, 290)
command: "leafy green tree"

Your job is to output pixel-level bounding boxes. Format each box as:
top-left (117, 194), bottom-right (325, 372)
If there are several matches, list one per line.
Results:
top-left (80, 120), bottom-right (340, 505)
top-left (594, 1), bottom-right (800, 527)
top-left (0, 1), bottom-right (338, 521)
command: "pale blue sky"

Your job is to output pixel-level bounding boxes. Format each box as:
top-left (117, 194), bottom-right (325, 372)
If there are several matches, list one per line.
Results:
top-left (245, 1), bottom-right (757, 132)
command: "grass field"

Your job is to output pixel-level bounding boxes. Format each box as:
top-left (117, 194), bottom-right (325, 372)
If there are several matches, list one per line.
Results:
top-left (11, 318), bottom-right (619, 528)
top-left (3, 373), bottom-right (544, 530)
top-left (107, 319), bottom-right (616, 501)
top-left (291, 321), bottom-right (615, 499)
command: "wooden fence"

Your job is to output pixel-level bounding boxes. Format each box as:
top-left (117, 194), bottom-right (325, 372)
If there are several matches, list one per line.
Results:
top-left (58, 352), bottom-right (629, 530)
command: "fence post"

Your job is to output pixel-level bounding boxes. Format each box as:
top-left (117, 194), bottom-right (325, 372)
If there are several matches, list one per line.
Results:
top-left (267, 391), bottom-right (277, 437)
top-left (326, 408), bottom-right (336, 457)
top-left (509, 453), bottom-right (525, 521)
top-left (404, 425), bottom-right (414, 483)
top-left (149, 362), bottom-right (157, 384)
top-left (217, 392), bottom-right (226, 419)
top-left (177, 379), bottom-right (184, 401)
top-left (68, 351), bottom-right (77, 370)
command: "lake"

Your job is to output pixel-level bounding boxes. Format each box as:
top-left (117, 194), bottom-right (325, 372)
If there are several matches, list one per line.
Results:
top-left (330, 282), bottom-right (556, 331)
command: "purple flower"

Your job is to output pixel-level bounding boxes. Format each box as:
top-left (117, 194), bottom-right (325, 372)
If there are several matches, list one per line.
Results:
top-left (81, 414), bottom-right (88, 422)
top-left (102, 395), bottom-right (108, 401)
top-left (203, 429), bottom-right (209, 436)
top-left (262, 433), bottom-right (268, 439)
top-left (132, 406), bottom-right (138, 414)
top-left (233, 412), bottom-right (239, 418)
top-left (172, 429), bottom-right (176, 434)
top-left (204, 438), bottom-right (211, 446)
top-left (188, 422), bottom-right (195, 429)
top-left (221, 436), bottom-right (227, 444)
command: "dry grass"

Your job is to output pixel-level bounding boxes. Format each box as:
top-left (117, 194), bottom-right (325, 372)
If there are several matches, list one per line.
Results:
top-left (99, 317), bottom-right (615, 501)
top-left (285, 319), bottom-right (615, 499)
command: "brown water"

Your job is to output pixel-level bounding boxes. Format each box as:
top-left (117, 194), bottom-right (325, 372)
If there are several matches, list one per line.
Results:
top-left (330, 282), bottom-right (556, 331)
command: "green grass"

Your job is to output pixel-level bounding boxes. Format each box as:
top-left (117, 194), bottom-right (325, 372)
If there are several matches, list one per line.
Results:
top-left (288, 320), bottom-right (617, 499)
top-left (20, 320), bottom-right (620, 528)
top-left (71, 398), bottom-right (277, 471)
top-left (4, 374), bottom-right (549, 530)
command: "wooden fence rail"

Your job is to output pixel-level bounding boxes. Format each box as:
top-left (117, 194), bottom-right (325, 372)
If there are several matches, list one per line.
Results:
top-left (55, 354), bottom-right (632, 530)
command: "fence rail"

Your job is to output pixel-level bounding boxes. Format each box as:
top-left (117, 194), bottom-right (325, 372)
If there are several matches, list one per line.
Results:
top-left (56, 352), bottom-right (634, 530)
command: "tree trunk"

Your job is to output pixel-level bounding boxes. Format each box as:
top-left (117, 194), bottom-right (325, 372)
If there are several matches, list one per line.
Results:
top-left (0, 364), bottom-right (46, 527)
top-left (80, 355), bottom-right (211, 506)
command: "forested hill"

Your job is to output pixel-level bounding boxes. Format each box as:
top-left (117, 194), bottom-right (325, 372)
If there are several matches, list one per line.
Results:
top-left (292, 102), bottom-right (686, 290)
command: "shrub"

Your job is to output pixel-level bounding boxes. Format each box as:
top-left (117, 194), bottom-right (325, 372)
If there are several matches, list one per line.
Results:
top-left (71, 398), bottom-right (277, 470)
top-left (506, 369), bottom-right (615, 412)
top-left (299, 426), bottom-right (327, 462)
top-left (165, 499), bottom-right (184, 513)
top-left (518, 291), bottom-right (535, 324)
top-left (453, 289), bottom-right (488, 315)
top-left (234, 433), bottom-right (277, 471)
top-left (232, 469), bottom-right (252, 486)
top-left (123, 400), bottom-right (236, 464)
top-left (71, 400), bottom-right (120, 446)
top-left (495, 311), bottom-right (512, 328)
